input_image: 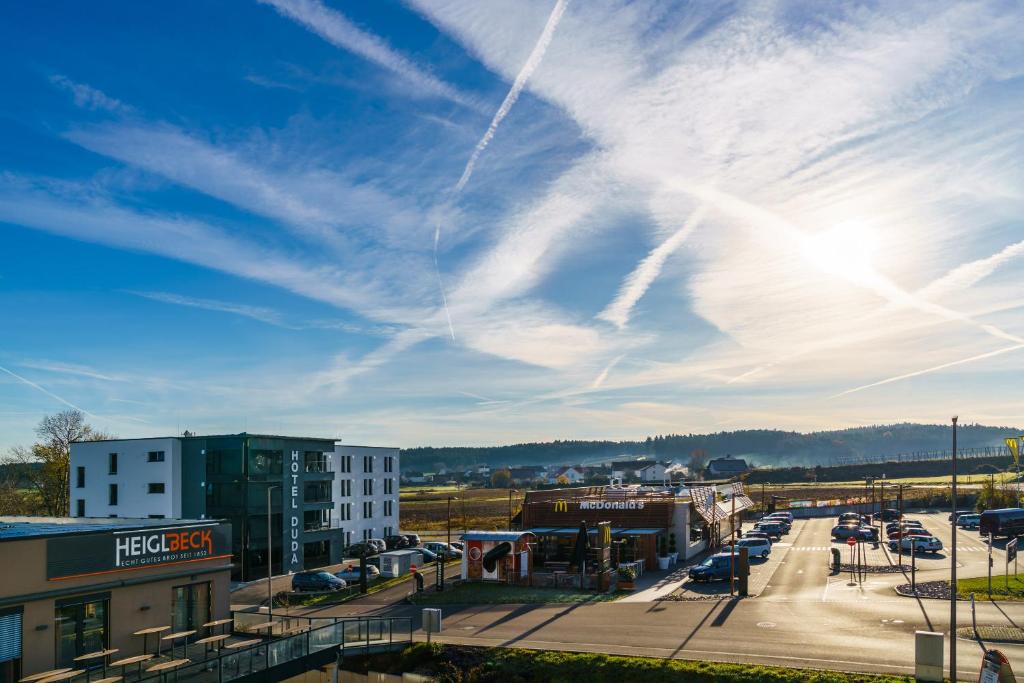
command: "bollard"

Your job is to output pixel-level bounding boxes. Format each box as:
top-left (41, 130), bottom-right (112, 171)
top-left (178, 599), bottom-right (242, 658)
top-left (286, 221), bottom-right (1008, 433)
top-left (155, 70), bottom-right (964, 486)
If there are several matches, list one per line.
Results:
top-left (914, 630), bottom-right (944, 682)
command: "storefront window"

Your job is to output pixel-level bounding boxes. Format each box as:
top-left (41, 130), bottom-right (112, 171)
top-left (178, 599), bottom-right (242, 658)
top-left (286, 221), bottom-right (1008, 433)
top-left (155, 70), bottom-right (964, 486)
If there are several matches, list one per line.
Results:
top-left (55, 594), bottom-right (108, 667)
top-left (171, 582), bottom-right (211, 633)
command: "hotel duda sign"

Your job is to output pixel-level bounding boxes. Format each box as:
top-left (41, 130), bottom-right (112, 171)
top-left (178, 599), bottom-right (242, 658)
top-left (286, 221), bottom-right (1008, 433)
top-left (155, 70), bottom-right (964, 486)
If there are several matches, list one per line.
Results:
top-left (46, 522), bottom-right (232, 581)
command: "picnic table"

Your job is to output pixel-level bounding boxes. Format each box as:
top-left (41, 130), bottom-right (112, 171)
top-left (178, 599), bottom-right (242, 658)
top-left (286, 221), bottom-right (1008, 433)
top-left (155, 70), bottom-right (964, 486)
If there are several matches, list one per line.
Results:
top-left (132, 626), bottom-right (171, 656)
top-left (201, 618), bottom-right (233, 636)
top-left (193, 634), bottom-right (230, 656)
top-left (20, 669), bottom-right (71, 683)
top-left (144, 660), bottom-right (189, 683)
top-left (73, 649), bottom-right (118, 680)
top-left (36, 670), bottom-right (84, 683)
top-left (108, 655), bottom-right (153, 679)
top-left (160, 631), bottom-right (196, 659)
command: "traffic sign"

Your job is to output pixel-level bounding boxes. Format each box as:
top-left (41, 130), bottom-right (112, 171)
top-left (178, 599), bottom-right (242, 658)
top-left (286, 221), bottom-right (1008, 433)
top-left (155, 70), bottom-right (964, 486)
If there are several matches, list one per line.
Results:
top-left (847, 536), bottom-right (857, 547)
top-left (1007, 538), bottom-right (1018, 564)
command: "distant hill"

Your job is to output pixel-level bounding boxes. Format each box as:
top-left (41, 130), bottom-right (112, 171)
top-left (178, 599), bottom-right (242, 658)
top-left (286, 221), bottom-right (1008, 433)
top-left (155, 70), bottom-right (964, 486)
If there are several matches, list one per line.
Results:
top-left (399, 423), bottom-right (1020, 472)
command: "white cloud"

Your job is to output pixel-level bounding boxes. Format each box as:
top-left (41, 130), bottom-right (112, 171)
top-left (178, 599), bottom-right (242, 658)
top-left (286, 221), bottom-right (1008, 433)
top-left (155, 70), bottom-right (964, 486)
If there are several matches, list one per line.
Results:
top-left (49, 74), bottom-right (131, 113)
top-left (258, 0), bottom-right (476, 108)
top-left (128, 291), bottom-right (287, 327)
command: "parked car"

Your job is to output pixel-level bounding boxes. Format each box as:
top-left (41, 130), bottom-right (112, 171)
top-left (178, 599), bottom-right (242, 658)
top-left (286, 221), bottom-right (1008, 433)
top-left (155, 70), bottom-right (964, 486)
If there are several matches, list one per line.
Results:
top-left (688, 553), bottom-right (734, 582)
top-left (837, 512), bottom-right (863, 525)
top-left (423, 541), bottom-right (462, 559)
top-left (450, 541), bottom-right (464, 552)
top-left (367, 538), bottom-right (387, 554)
top-left (877, 509), bottom-right (900, 522)
top-left (729, 537), bottom-right (772, 559)
top-left (949, 510), bottom-right (974, 522)
top-left (743, 530), bottom-right (773, 545)
top-left (765, 511), bottom-right (794, 523)
top-left (403, 533), bottom-right (422, 547)
top-left (889, 535), bottom-right (943, 553)
top-left (292, 571), bottom-right (346, 592)
top-left (886, 521), bottom-right (922, 535)
top-left (416, 546), bottom-right (439, 563)
top-left (752, 522), bottom-right (785, 540)
top-left (887, 528), bottom-right (931, 541)
top-left (980, 508), bottom-right (1024, 539)
top-left (385, 534), bottom-right (410, 550)
top-left (345, 542), bottom-right (376, 558)
top-left (957, 513), bottom-right (981, 529)
top-left (763, 517), bottom-right (791, 532)
top-left (831, 524), bottom-right (877, 541)
top-left (334, 564), bottom-right (381, 582)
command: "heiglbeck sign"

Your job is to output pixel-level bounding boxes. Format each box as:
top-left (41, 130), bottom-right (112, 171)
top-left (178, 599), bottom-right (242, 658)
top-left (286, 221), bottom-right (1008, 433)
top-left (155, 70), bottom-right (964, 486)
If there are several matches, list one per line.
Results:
top-left (46, 522), bottom-right (232, 581)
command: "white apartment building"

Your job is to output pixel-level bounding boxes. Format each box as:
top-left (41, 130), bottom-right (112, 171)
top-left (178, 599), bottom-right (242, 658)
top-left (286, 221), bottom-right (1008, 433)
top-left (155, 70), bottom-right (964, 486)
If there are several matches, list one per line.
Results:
top-left (70, 437), bottom-right (182, 519)
top-left (69, 434), bottom-right (400, 579)
top-left (333, 445), bottom-right (401, 547)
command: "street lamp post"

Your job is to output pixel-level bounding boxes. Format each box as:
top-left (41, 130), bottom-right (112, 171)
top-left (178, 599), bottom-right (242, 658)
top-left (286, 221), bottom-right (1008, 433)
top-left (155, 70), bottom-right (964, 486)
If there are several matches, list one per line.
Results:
top-left (950, 416), bottom-right (959, 682)
top-left (267, 484), bottom-right (279, 621)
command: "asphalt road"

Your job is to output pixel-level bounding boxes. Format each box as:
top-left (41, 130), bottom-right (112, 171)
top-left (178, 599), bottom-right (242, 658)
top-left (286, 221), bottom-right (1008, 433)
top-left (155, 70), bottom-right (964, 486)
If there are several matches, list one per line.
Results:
top-left (294, 513), bottom-right (1024, 680)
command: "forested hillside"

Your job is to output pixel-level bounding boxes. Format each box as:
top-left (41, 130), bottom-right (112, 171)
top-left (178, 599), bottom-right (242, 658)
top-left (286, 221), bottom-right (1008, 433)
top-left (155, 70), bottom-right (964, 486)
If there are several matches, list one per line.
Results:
top-left (400, 423), bottom-right (1020, 472)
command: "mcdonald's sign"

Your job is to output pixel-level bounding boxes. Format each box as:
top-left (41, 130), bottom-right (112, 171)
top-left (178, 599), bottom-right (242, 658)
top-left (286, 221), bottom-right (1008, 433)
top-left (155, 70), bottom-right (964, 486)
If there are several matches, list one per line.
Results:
top-left (554, 500), bottom-right (569, 512)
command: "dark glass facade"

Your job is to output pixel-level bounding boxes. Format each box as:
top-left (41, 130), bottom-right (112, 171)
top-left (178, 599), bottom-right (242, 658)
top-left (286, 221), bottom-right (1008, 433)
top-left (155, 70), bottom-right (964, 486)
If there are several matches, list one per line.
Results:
top-left (182, 434), bottom-right (340, 581)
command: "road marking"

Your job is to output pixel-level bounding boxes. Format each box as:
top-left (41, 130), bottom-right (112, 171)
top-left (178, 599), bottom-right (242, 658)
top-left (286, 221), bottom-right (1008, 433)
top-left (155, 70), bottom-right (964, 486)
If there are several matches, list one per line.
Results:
top-left (757, 621), bottom-right (776, 628)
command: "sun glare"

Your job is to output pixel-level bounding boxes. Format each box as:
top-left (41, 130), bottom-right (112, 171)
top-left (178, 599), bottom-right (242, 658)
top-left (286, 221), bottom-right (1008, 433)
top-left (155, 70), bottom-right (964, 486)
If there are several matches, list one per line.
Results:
top-left (801, 222), bottom-right (878, 285)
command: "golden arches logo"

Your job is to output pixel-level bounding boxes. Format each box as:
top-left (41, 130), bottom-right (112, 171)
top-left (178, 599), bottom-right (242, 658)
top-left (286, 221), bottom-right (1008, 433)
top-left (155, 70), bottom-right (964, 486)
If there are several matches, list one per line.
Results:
top-left (553, 500), bottom-right (568, 512)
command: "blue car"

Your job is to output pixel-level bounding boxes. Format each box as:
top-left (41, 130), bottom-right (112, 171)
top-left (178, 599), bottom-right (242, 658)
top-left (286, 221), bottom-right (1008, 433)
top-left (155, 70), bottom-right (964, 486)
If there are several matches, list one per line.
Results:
top-left (687, 553), bottom-right (735, 582)
top-left (291, 571), bottom-right (346, 592)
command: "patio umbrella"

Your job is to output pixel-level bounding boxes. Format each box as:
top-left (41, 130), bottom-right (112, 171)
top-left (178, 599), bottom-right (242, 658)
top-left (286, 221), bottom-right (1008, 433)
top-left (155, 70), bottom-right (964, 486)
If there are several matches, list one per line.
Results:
top-left (572, 521), bottom-right (590, 573)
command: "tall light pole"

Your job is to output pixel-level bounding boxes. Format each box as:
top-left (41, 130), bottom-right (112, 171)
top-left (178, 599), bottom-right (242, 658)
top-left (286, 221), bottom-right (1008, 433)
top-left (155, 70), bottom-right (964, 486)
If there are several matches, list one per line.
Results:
top-left (267, 484), bottom-right (279, 620)
top-left (950, 416), bottom-right (958, 682)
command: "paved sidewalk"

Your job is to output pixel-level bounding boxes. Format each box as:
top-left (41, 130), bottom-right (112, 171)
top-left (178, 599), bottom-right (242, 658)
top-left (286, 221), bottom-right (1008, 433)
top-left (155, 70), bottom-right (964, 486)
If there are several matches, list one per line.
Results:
top-left (617, 561), bottom-right (696, 602)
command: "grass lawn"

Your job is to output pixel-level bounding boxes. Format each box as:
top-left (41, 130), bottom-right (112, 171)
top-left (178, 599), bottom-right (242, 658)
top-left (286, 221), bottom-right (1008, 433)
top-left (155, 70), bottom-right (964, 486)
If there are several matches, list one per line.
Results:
top-left (958, 572), bottom-right (1024, 601)
top-left (401, 486), bottom-right (521, 532)
top-left (408, 581), bottom-right (622, 605)
top-left (352, 643), bottom-right (912, 682)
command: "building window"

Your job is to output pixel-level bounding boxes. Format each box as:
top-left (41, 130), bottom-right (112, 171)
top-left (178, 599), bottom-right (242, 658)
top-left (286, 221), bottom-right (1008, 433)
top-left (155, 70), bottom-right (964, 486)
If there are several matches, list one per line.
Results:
top-left (384, 478), bottom-right (393, 495)
top-left (76, 466), bottom-right (85, 488)
top-left (384, 456), bottom-right (394, 473)
top-left (304, 481), bottom-right (331, 504)
top-left (55, 593), bottom-right (109, 667)
top-left (339, 503), bottom-right (351, 521)
top-left (171, 582), bottom-right (211, 633)
top-left (362, 479), bottom-right (373, 496)
top-left (384, 500), bottom-right (392, 517)
top-left (339, 479), bottom-right (351, 497)
top-left (147, 451), bottom-right (165, 462)
top-left (340, 455), bottom-right (351, 473)
top-left (108, 484), bottom-right (118, 506)
top-left (363, 501), bottom-right (373, 519)
top-left (362, 528), bottom-right (372, 541)
top-left (148, 483), bottom-right (165, 494)
top-left (76, 499), bottom-right (85, 517)
top-left (363, 455), bottom-right (373, 473)
top-left (108, 453), bottom-right (117, 475)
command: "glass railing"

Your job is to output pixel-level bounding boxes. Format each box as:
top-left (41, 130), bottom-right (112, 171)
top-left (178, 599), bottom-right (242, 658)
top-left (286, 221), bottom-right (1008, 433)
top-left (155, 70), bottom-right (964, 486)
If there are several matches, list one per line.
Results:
top-left (130, 614), bottom-right (411, 683)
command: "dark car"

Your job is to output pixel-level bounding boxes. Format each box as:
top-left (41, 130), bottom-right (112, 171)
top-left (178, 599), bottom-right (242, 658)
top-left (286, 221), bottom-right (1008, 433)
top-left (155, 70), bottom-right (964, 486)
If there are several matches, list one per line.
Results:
top-left (385, 534), bottom-right (410, 550)
top-left (764, 511), bottom-right (794, 524)
top-left (403, 533), bottom-right (422, 547)
top-left (949, 510), bottom-right (973, 522)
top-left (291, 571), bottom-right (346, 592)
top-left (688, 553), bottom-right (734, 582)
top-left (416, 546), bottom-right (439, 563)
top-left (837, 512), bottom-right (863, 525)
top-left (752, 522), bottom-right (785, 540)
top-left (367, 538), bottom-right (387, 554)
top-left (831, 524), bottom-right (876, 541)
top-left (980, 508), bottom-right (1024, 538)
top-left (877, 509), bottom-right (900, 522)
top-left (345, 542), bottom-right (376, 558)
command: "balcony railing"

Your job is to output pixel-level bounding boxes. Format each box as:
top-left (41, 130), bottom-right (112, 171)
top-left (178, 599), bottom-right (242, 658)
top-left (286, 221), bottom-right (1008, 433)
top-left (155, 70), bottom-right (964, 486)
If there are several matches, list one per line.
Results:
top-left (305, 459), bottom-right (333, 473)
top-left (304, 518), bottom-right (341, 532)
top-left (126, 613), bottom-right (412, 683)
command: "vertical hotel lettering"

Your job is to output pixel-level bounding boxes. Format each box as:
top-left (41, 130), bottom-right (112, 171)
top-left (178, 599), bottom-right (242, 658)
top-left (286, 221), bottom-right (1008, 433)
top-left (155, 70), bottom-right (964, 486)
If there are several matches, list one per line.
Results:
top-left (290, 450), bottom-right (300, 567)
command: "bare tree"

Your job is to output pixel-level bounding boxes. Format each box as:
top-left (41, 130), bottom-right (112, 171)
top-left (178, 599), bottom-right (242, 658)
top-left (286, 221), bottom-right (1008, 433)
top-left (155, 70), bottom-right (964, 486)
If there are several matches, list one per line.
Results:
top-left (6, 410), bottom-right (113, 516)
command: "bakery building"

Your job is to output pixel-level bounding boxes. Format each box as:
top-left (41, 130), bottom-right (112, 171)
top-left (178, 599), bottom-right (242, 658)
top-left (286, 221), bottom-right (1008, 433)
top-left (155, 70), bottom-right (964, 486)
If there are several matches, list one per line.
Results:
top-left (0, 517), bottom-right (232, 680)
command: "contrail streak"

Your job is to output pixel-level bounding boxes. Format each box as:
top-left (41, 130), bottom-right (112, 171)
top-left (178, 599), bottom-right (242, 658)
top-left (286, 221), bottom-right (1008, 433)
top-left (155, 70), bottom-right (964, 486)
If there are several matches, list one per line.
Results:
top-left (591, 354), bottom-right (624, 389)
top-left (0, 364), bottom-right (99, 418)
top-left (830, 343), bottom-right (1024, 398)
top-left (598, 206), bottom-right (705, 328)
top-left (433, 0), bottom-right (569, 339)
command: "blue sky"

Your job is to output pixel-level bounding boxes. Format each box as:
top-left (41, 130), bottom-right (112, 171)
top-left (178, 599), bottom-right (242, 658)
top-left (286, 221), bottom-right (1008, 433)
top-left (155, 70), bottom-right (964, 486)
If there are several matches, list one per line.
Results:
top-left (2, 0), bottom-right (1024, 451)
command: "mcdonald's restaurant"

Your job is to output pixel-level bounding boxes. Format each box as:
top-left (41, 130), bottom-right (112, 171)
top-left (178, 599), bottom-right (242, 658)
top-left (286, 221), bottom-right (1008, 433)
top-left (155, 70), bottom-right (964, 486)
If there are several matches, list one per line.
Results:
top-left (519, 483), bottom-right (753, 581)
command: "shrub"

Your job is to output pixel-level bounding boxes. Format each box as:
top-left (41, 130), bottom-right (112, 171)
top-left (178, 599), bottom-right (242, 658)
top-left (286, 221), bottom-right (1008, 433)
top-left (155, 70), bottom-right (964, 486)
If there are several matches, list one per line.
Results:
top-left (617, 566), bottom-right (637, 582)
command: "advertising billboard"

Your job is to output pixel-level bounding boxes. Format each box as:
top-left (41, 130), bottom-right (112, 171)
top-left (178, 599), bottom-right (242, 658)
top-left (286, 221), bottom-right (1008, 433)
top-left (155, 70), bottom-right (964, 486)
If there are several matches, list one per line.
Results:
top-left (46, 521), bottom-right (232, 581)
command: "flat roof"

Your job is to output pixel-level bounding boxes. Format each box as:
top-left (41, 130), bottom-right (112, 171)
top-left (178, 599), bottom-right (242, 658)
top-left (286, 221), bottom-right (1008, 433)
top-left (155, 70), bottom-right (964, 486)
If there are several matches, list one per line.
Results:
top-left (0, 516), bottom-right (223, 541)
top-left (73, 432), bottom-right (339, 444)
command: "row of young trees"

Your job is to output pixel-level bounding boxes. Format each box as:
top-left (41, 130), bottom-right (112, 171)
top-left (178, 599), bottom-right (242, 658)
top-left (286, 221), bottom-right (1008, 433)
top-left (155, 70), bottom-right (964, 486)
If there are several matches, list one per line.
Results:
top-left (1, 409), bottom-right (111, 516)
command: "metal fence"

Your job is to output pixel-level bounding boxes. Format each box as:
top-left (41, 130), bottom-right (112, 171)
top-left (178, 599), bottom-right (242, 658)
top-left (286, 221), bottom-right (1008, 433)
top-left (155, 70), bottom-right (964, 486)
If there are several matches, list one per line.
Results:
top-left (833, 446), bottom-right (1008, 467)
